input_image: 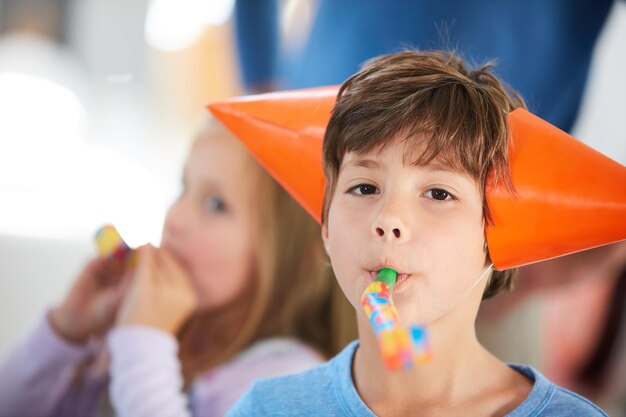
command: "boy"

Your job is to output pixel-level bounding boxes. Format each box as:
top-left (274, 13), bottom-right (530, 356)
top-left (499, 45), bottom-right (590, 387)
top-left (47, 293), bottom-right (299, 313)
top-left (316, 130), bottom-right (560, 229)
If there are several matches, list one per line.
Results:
top-left (224, 51), bottom-right (608, 416)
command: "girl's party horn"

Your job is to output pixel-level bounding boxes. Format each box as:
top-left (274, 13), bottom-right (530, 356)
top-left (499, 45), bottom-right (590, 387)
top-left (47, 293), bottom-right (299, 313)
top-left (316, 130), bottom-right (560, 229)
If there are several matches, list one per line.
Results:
top-left (360, 268), bottom-right (430, 370)
top-left (94, 224), bottom-right (136, 267)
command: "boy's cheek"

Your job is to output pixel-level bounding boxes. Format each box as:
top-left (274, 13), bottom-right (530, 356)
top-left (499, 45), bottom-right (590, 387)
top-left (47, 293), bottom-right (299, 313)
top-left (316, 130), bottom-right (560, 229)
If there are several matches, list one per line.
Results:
top-left (333, 269), bottom-right (362, 310)
top-left (325, 232), bottom-right (365, 303)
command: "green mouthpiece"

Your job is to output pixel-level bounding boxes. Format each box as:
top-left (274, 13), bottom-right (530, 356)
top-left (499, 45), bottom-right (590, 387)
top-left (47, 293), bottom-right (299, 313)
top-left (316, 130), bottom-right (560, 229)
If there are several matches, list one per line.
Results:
top-left (376, 268), bottom-right (398, 290)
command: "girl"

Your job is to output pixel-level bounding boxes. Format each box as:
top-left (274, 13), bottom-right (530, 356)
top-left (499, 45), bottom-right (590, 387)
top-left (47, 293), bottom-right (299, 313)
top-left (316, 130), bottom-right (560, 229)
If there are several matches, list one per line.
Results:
top-left (0, 118), bottom-right (356, 417)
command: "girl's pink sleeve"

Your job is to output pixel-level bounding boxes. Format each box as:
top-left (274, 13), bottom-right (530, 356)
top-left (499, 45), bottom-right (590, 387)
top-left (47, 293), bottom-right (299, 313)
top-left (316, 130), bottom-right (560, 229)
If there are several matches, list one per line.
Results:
top-left (107, 328), bottom-right (322, 417)
top-left (0, 311), bottom-right (108, 417)
top-left (191, 339), bottom-right (323, 417)
top-left (107, 325), bottom-right (192, 417)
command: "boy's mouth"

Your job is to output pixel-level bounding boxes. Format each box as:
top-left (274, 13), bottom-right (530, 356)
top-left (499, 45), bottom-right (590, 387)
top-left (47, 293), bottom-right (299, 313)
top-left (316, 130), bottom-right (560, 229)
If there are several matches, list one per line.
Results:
top-left (368, 270), bottom-right (410, 288)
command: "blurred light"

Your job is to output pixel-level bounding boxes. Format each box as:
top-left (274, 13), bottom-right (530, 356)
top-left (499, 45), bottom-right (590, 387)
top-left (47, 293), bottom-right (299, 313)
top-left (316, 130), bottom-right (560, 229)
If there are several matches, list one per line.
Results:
top-left (0, 143), bottom-right (167, 246)
top-left (0, 72), bottom-right (85, 187)
top-left (73, 144), bottom-right (168, 247)
top-left (105, 73), bottom-right (134, 84)
top-left (0, 72), bottom-right (166, 245)
top-left (145, 0), bottom-right (235, 51)
top-left (280, 0), bottom-right (314, 53)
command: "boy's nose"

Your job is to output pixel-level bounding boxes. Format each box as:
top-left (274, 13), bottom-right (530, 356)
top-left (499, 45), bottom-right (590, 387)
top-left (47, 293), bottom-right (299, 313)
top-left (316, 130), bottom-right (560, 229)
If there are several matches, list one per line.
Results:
top-left (371, 212), bottom-right (410, 243)
top-left (375, 226), bottom-right (403, 238)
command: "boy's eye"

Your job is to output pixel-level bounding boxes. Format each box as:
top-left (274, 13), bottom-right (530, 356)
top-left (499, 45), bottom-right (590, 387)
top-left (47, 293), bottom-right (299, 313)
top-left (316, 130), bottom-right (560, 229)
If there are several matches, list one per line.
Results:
top-left (348, 184), bottom-right (380, 196)
top-left (205, 194), bottom-right (227, 212)
top-left (424, 188), bottom-right (454, 201)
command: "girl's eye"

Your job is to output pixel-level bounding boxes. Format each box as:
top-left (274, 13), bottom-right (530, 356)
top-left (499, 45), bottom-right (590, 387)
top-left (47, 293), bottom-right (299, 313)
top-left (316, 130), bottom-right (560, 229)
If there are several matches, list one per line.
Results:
top-left (205, 195), bottom-right (227, 212)
top-left (348, 184), bottom-right (380, 195)
top-left (424, 188), bottom-right (454, 201)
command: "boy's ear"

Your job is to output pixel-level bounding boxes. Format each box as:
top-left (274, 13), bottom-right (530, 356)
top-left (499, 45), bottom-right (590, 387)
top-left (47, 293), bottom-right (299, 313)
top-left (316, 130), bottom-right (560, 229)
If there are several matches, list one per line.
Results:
top-left (321, 224), bottom-right (330, 256)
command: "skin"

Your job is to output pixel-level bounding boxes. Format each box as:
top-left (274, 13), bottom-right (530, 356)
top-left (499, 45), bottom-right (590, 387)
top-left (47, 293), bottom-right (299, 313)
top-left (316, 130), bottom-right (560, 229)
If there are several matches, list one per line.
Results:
top-left (52, 129), bottom-right (259, 339)
top-left (50, 256), bottom-right (130, 343)
top-left (322, 134), bottom-right (533, 416)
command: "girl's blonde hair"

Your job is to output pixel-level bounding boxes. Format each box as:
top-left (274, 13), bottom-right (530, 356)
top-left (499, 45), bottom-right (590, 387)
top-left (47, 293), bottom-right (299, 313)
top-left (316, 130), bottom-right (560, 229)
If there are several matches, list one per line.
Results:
top-left (177, 119), bottom-right (357, 383)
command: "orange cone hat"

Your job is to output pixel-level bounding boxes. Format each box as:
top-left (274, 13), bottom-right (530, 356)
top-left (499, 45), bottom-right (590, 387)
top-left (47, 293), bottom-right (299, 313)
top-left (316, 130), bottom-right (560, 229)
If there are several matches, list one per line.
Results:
top-left (485, 109), bottom-right (626, 269)
top-left (208, 89), bottom-right (626, 270)
top-left (209, 86), bottom-right (336, 221)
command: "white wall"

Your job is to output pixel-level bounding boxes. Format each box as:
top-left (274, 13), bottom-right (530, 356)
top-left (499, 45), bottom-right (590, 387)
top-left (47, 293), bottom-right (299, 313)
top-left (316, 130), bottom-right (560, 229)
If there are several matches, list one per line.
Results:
top-left (572, 1), bottom-right (626, 165)
top-left (0, 234), bottom-right (93, 357)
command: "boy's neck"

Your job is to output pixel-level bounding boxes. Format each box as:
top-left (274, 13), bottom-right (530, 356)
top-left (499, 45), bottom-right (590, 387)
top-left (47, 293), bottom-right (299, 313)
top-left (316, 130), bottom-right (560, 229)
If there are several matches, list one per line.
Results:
top-left (352, 312), bottom-right (524, 415)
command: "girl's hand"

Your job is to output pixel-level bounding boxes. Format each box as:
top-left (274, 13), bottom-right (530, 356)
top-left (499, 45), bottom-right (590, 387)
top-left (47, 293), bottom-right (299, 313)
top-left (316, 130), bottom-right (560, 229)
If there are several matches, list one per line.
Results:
top-left (116, 245), bottom-right (198, 335)
top-left (50, 256), bottom-right (131, 344)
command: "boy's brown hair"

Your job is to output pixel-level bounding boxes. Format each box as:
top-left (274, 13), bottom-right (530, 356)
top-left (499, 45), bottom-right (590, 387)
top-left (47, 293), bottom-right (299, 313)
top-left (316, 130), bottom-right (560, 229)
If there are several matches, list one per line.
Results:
top-left (321, 50), bottom-right (525, 299)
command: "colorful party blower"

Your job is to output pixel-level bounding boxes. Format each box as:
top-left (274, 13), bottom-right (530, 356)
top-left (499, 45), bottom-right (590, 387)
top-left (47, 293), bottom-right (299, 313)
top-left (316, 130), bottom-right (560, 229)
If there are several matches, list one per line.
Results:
top-left (361, 268), bottom-right (430, 370)
top-left (94, 224), bottom-right (136, 266)
top-left (208, 87), bottom-right (626, 270)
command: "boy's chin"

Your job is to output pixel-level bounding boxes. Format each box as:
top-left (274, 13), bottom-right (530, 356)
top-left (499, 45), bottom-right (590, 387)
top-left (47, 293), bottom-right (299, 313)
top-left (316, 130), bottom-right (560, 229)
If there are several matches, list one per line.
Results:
top-left (393, 295), bottom-right (448, 325)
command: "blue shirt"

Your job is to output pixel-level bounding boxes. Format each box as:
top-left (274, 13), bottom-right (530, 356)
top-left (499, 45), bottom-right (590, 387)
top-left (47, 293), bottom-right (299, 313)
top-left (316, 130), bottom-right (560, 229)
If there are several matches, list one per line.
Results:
top-left (227, 341), bottom-right (608, 416)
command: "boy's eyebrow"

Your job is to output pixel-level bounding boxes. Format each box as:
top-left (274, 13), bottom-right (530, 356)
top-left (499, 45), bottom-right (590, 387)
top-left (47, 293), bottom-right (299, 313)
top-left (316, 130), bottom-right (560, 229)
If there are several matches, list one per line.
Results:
top-left (419, 162), bottom-right (455, 173)
top-left (344, 156), bottom-right (462, 175)
top-left (344, 158), bottom-right (381, 170)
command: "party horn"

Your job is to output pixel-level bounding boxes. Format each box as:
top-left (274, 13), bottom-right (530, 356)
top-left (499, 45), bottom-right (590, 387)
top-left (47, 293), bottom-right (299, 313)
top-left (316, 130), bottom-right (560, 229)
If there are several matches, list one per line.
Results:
top-left (94, 224), bottom-right (136, 266)
top-left (361, 268), bottom-right (430, 370)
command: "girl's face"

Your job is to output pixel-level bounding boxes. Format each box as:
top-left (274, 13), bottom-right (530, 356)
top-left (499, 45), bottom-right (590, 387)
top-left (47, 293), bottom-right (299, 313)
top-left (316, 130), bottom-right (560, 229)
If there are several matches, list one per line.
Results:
top-left (161, 129), bottom-right (258, 311)
top-left (323, 135), bottom-right (490, 326)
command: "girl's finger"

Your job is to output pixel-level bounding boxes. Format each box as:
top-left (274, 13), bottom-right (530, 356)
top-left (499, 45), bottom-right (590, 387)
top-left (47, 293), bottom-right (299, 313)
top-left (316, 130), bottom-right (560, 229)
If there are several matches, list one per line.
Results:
top-left (88, 256), bottom-right (121, 284)
top-left (158, 249), bottom-right (189, 287)
top-left (117, 268), bottom-right (135, 295)
top-left (130, 246), bottom-right (154, 291)
top-left (146, 245), bottom-right (169, 286)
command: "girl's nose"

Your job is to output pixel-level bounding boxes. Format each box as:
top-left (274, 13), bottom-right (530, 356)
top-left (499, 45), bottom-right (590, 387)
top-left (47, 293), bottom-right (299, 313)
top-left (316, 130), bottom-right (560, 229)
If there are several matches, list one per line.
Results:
top-left (162, 198), bottom-right (189, 240)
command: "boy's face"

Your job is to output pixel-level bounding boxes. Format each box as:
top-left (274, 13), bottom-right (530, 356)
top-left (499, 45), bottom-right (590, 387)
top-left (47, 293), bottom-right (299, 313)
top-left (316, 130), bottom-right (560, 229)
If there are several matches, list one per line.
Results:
top-left (322, 133), bottom-right (490, 325)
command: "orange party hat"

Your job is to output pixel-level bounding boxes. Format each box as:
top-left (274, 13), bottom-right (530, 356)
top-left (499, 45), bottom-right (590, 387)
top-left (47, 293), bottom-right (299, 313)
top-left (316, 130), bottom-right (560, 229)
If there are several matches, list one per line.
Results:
top-left (208, 89), bottom-right (626, 269)
top-left (209, 86), bottom-right (336, 222)
top-left (485, 109), bottom-right (626, 269)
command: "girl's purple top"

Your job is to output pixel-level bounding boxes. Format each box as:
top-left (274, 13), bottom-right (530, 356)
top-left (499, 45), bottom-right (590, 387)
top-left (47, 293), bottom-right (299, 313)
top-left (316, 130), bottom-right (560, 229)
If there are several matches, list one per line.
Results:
top-left (0, 312), bottom-right (323, 417)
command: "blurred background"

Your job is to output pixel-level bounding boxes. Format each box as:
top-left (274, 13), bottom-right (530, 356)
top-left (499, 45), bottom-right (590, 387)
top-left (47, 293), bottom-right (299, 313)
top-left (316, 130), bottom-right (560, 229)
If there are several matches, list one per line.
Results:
top-left (0, 0), bottom-right (243, 362)
top-left (0, 0), bottom-right (625, 414)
